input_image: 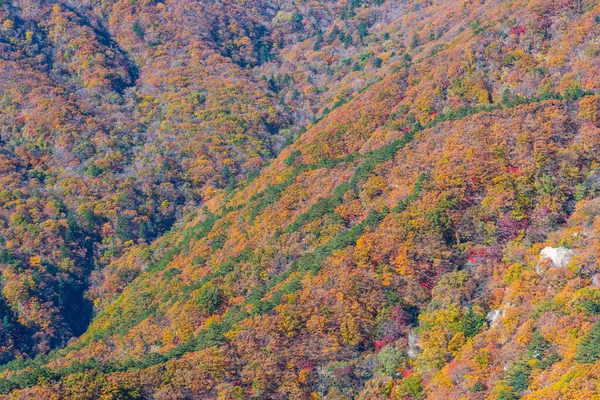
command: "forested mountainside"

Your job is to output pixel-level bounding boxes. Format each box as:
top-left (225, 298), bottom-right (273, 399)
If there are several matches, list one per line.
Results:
top-left (1, 0), bottom-right (600, 398)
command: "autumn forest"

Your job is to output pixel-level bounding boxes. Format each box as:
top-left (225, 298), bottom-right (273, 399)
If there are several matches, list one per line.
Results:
top-left (0, 0), bottom-right (600, 399)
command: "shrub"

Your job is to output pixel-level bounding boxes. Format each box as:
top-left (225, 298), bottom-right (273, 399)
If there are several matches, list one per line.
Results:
top-left (132, 21), bottom-right (144, 38)
top-left (284, 150), bottom-right (301, 167)
top-left (196, 282), bottom-right (221, 315)
top-left (397, 374), bottom-right (423, 399)
top-left (377, 346), bottom-right (405, 376)
top-left (164, 268), bottom-right (181, 281)
top-left (85, 162), bottom-right (103, 177)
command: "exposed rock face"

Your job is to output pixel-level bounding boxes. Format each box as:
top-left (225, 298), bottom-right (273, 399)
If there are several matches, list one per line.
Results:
top-left (540, 246), bottom-right (573, 268)
top-left (486, 309), bottom-right (502, 327)
top-left (407, 329), bottom-right (420, 359)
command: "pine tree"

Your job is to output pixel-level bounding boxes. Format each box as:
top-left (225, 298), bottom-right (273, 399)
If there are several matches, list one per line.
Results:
top-left (575, 321), bottom-right (600, 363)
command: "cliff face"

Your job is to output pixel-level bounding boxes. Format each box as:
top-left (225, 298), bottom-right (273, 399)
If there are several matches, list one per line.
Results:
top-left (1, 0), bottom-right (600, 399)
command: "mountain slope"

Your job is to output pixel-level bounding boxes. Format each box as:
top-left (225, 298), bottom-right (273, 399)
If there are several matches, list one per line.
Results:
top-left (1, 0), bottom-right (600, 399)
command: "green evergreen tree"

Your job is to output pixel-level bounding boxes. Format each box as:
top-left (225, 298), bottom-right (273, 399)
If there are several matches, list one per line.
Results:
top-left (575, 321), bottom-right (600, 363)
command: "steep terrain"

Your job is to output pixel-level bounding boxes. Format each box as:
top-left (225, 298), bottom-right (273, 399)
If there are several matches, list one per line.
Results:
top-left (1, 0), bottom-right (600, 399)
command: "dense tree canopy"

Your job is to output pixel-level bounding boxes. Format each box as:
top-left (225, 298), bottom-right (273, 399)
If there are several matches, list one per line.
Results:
top-left (1, 0), bottom-right (600, 399)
